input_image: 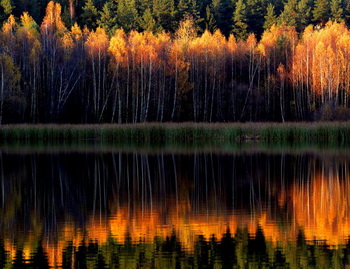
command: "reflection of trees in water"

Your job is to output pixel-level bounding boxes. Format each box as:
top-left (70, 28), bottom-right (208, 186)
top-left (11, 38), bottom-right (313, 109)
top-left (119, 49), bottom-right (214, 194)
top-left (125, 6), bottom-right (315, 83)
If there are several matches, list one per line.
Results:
top-left (0, 152), bottom-right (293, 229)
top-left (1, 228), bottom-right (350, 268)
top-left (0, 151), bottom-right (350, 266)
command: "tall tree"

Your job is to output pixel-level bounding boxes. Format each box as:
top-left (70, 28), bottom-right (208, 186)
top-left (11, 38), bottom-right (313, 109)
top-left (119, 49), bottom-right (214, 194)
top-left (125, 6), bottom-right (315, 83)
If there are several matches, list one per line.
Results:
top-left (153, 0), bottom-right (176, 32)
top-left (330, 0), bottom-right (344, 22)
top-left (296, 0), bottom-right (312, 31)
top-left (81, 0), bottom-right (99, 29)
top-left (246, 0), bottom-right (267, 37)
top-left (117, 0), bottom-right (139, 32)
top-left (204, 5), bottom-right (217, 33)
top-left (139, 7), bottom-right (159, 32)
top-left (177, 0), bottom-right (201, 27)
top-left (278, 0), bottom-right (298, 27)
top-left (264, 3), bottom-right (277, 30)
top-left (214, 0), bottom-right (234, 36)
top-left (0, 0), bottom-right (13, 22)
top-left (98, 0), bottom-right (118, 35)
top-left (344, 0), bottom-right (350, 26)
top-left (313, 0), bottom-right (330, 24)
top-left (232, 0), bottom-right (248, 40)
top-left (16, 12), bottom-right (42, 122)
top-left (0, 52), bottom-right (21, 124)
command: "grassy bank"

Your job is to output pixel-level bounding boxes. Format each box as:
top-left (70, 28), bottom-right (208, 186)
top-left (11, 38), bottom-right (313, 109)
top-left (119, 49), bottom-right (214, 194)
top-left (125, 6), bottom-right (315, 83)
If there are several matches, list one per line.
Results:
top-left (1, 122), bottom-right (350, 144)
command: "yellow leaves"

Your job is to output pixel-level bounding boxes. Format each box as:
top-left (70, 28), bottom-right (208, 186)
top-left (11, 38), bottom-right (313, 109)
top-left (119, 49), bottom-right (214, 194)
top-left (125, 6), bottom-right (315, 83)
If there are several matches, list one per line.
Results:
top-left (2, 15), bottom-right (16, 35)
top-left (128, 31), bottom-right (161, 65)
top-left (175, 17), bottom-right (197, 44)
top-left (41, 1), bottom-right (67, 35)
top-left (61, 32), bottom-right (74, 53)
top-left (109, 29), bottom-right (127, 65)
top-left (257, 43), bottom-right (266, 56)
top-left (71, 23), bottom-right (82, 41)
top-left (0, 52), bottom-right (21, 91)
top-left (85, 27), bottom-right (109, 59)
top-left (259, 24), bottom-right (297, 58)
top-left (227, 34), bottom-right (237, 54)
top-left (292, 21), bottom-right (350, 96)
top-left (246, 33), bottom-right (257, 50)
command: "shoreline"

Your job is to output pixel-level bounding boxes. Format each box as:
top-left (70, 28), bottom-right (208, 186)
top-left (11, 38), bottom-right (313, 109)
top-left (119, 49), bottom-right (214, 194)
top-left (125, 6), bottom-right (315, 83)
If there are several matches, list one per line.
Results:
top-left (1, 122), bottom-right (350, 143)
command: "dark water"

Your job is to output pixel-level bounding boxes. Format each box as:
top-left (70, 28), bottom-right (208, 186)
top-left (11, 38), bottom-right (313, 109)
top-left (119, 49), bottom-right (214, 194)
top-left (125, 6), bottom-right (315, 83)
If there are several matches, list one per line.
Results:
top-left (1, 146), bottom-right (350, 268)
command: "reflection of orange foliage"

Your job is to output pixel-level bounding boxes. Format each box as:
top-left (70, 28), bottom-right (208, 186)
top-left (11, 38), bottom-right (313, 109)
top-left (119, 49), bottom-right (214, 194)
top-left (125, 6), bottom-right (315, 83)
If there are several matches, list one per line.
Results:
top-left (5, 167), bottom-right (350, 266)
top-left (290, 171), bottom-right (350, 246)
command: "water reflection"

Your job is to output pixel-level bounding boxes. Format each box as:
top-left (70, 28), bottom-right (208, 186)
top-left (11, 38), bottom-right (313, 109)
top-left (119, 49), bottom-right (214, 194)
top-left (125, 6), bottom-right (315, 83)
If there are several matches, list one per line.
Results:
top-left (0, 149), bottom-right (350, 267)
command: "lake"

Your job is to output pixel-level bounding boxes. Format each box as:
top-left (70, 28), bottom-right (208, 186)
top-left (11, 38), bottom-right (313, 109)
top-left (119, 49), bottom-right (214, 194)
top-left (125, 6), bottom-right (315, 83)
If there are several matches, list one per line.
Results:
top-left (1, 145), bottom-right (350, 268)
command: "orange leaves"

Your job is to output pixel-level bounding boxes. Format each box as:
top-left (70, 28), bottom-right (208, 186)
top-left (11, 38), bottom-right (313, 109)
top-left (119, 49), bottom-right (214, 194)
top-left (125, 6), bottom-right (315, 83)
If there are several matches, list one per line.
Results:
top-left (188, 30), bottom-right (226, 64)
top-left (85, 27), bottom-right (109, 59)
top-left (109, 29), bottom-right (128, 66)
top-left (227, 34), bottom-right (237, 54)
top-left (41, 1), bottom-right (66, 35)
top-left (128, 31), bottom-right (162, 66)
top-left (291, 21), bottom-right (350, 98)
top-left (2, 15), bottom-right (16, 35)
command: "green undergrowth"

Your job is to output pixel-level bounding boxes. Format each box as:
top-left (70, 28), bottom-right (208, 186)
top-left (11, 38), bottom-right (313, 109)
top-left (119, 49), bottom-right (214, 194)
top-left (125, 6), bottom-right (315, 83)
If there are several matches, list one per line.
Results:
top-left (1, 122), bottom-right (350, 145)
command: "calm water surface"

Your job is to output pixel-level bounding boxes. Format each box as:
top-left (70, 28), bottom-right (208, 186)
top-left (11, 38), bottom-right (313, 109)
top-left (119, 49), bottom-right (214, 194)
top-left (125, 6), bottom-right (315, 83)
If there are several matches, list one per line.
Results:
top-left (1, 146), bottom-right (350, 268)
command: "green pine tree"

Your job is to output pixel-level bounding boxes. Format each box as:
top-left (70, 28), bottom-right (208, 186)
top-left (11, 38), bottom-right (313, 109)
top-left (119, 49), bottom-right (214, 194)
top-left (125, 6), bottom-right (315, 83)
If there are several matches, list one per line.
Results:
top-left (215, 0), bottom-right (234, 36)
top-left (313, 0), bottom-right (330, 24)
top-left (205, 5), bottom-right (217, 32)
top-left (246, 0), bottom-right (267, 37)
top-left (344, 0), bottom-right (350, 26)
top-left (1, 0), bottom-right (12, 15)
top-left (330, 0), bottom-right (344, 22)
top-left (177, 0), bottom-right (201, 25)
top-left (296, 0), bottom-right (312, 31)
top-left (0, 0), bottom-right (13, 22)
top-left (278, 0), bottom-right (298, 27)
top-left (232, 0), bottom-right (248, 40)
top-left (135, 0), bottom-right (152, 14)
top-left (263, 3), bottom-right (277, 30)
top-left (81, 0), bottom-right (99, 29)
top-left (117, 0), bottom-right (139, 32)
top-left (98, 0), bottom-right (118, 34)
top-left (153, 0), bottom-right (176, 32)
top-left (139, 7), bottom-right (159, 32)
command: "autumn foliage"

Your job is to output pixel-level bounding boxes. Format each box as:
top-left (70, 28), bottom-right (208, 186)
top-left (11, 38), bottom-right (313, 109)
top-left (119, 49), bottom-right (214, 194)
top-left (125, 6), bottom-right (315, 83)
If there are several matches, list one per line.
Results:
top-left (2, 2), bottom-right (350, 123)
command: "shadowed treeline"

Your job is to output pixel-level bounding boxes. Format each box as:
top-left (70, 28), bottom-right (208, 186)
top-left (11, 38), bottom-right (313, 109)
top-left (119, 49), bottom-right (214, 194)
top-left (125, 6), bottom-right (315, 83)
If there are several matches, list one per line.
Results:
top-left (2, 2), bottom-right (350, 123)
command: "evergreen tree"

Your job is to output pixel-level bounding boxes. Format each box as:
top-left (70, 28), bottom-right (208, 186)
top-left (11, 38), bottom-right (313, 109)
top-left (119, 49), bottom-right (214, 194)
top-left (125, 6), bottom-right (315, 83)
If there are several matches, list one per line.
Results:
top-left (313, 0), bottom-right (330, 24)
top-left (205, 4), bottom-right (217, 32)
top-left (0, 0), bottom-right (13, 22)
top-left (81, 0), bottom-right (99, 29)
top-left (117, 0), bottom-right (139, 32)
top-left (177, 0), bottom-right (201, 26)
top-left (232, 0), bottom-right (248, 40)
top-left (135, 0), bottom-right (152, 14)
top-left (98, 0), bottom-right (118, 34)
top-left (296, 0), bottom-right (312, 31)
top-left (264, 3), bottom-right (277, 30)
top-left (153, 0), bottom-right (176, 32)
top-left (246, 0), bottom-right (267, 37)
top-left (214, 0), bottom-right (234, 36)
top-left (344, 0), bottom-right (350, 26)
top-left (139, 7), bottom-right (159, 32)
top-left (330, 0), bottom-right (343, 22)
top-left (278, 0), bottom-right (298, 27)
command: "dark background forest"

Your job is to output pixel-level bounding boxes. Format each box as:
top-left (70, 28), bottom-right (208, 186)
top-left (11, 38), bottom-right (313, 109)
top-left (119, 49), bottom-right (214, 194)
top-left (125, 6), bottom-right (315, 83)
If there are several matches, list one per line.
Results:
top-left (1, 0), bottom-right (350, 123)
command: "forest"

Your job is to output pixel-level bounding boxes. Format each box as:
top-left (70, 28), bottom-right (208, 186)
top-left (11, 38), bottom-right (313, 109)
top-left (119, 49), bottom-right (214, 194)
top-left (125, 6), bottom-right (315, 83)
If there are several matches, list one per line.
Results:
top-left (1, 0), bottom-right (350, 123)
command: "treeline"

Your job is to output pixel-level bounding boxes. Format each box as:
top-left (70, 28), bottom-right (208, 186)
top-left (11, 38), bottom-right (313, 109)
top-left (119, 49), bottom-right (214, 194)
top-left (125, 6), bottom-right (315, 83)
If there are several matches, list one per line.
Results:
top-left (2, 0), bottom-right (350, 37)
top-left (2, 2), bottom-right (350, 123)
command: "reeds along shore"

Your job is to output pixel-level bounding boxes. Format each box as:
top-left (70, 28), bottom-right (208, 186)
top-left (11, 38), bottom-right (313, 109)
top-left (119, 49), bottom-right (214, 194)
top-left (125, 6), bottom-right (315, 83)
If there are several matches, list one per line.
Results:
top-left (1, 123), bottom-right (350, 144)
